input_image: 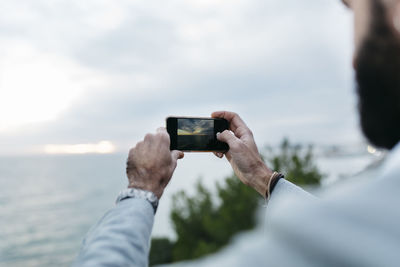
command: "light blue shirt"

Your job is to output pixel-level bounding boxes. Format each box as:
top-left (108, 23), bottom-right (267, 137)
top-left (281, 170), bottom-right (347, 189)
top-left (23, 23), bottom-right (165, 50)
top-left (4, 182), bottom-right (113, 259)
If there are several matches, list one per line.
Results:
top-left (74, 143), bottom-right (400, 267)
top-left (73, 198), bottom-right (154, 266)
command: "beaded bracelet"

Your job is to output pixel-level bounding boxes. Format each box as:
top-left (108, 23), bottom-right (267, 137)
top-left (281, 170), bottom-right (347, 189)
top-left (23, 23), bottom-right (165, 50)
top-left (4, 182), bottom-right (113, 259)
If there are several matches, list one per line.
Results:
top-left (265, 171), bottom-right (285, 200)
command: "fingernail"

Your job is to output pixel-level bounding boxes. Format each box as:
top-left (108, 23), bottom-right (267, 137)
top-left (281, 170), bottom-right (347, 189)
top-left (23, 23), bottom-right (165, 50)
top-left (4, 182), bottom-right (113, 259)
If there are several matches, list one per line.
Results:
top-left (216, 132), bottom-right (220, 137)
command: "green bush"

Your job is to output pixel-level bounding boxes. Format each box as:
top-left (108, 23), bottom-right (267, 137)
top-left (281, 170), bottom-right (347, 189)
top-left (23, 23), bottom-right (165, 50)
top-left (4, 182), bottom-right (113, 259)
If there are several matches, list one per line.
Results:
top-left (149, 238), bottom-right (174, 265)
top-left (170, 175), bottom-right (260, 261)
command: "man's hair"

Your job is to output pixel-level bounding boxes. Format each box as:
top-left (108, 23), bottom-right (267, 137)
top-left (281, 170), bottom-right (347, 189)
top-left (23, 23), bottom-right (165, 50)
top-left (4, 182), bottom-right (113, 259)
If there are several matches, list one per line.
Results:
top-left (355, 0), bottom-right (400, 150)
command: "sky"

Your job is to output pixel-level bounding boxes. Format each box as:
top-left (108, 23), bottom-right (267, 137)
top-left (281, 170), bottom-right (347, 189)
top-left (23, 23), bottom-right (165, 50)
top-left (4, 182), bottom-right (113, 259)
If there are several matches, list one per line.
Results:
top-left (0, 0), bottom-right (357, 155)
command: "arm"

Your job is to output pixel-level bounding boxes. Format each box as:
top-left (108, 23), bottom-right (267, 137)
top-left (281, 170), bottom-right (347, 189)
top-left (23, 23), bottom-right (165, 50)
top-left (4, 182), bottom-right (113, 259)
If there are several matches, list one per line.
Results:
top-left (73, 198), bottom-right (155, 266)
top-left (74, 128), bottom-right (184, 266)
top-left (270, 178), bottom-right (316, 203)
top-left (212, 111), bottom-right (313, 202)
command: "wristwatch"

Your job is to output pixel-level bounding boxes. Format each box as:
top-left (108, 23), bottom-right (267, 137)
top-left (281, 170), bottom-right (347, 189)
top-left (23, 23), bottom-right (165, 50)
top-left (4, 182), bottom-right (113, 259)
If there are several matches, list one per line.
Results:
top-left (116, 188), bottom-right (159, 213)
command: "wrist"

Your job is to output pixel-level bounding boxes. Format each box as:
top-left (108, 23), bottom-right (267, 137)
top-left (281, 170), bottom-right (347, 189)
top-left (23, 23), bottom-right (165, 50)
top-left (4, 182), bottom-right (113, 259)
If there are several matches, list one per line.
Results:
top-left (249, 163), bottom-right (273, 197)
top-left (116, 188), bottom-right (159, 213)
top-left (128, 182), bottom-right (164, 199)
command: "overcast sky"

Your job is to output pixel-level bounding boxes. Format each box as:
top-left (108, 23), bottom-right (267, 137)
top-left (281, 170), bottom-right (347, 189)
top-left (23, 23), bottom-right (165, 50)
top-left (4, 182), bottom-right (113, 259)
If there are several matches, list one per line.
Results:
top-left (0, 0), bottom-right (358, 155)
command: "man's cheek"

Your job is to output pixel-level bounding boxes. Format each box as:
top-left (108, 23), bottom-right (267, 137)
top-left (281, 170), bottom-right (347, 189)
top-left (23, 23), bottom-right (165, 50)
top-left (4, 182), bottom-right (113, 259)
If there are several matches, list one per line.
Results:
top-left (353, 0), bottom-right (371, 53)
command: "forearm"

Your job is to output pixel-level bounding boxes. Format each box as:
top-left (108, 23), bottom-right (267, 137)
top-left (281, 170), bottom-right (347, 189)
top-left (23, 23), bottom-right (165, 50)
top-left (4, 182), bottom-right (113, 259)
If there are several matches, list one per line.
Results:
top-left (73, 198), bottom-right (155, 267)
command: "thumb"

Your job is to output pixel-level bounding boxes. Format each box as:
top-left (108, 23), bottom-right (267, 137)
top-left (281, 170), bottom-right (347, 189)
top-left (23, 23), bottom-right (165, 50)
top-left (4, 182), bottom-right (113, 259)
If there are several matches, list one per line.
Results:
top-left (216, 130), bottom-right (238, 149)
top-left (171, 150), bottom-right (184, 160)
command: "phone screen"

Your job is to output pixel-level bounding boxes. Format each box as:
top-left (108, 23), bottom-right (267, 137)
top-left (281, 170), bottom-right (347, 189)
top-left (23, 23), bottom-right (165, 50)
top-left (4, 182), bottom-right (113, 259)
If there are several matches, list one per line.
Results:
top-left (177, 118), bottom-right (215, 150)
top-left (167, 117), bottom-right (229, 151)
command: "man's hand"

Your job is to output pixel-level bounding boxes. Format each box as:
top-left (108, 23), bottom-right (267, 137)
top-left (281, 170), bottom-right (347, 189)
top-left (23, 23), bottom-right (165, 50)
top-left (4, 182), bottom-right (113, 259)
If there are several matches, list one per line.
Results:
top-left (126, 127), bottom-right (184, 199)
top-left (212, 111), bottom-right (274, 197)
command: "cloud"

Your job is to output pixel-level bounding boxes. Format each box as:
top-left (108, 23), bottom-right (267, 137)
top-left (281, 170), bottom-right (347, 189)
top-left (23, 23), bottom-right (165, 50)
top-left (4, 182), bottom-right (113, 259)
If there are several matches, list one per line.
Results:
top-left (0, 39), bottom-right (108, 131)
top-left (0, 0), bottom-right (359, 155)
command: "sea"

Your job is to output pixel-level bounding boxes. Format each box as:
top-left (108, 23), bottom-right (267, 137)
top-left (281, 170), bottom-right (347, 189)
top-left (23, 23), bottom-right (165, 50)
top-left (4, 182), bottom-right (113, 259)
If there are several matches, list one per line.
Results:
top-left (0, 151), bottom-right (381, 266)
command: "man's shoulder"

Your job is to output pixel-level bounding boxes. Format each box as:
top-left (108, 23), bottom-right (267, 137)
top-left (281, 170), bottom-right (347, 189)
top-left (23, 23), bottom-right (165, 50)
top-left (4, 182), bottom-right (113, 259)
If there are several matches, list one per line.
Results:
top-left (264, 180), bottom-right (399, 266)
top-left (266, 152), bottom-right (400, 266)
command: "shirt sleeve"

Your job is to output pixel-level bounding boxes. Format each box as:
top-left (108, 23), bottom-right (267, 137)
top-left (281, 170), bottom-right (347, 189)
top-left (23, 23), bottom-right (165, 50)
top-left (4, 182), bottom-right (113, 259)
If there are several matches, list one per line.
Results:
top-left (73, 198), bottom-right (155, 267)
top-left (269, 179), bottom-right (316, 203)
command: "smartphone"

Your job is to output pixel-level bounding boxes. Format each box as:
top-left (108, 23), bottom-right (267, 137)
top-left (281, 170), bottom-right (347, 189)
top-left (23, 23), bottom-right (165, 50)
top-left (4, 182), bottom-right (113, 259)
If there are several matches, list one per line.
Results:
top-left (166, 117), bottom-right (229, 152)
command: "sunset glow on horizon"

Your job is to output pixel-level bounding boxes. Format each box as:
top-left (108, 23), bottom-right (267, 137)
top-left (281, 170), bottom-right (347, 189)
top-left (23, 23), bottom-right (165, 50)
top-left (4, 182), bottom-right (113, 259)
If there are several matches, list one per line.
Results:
top-left (44, 141), bottom-right (116, 155)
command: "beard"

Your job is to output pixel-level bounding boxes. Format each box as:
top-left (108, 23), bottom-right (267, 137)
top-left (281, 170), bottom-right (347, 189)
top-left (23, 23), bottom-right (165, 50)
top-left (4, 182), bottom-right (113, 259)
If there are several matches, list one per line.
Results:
top-left (355, 0), bottom-right (400, 150)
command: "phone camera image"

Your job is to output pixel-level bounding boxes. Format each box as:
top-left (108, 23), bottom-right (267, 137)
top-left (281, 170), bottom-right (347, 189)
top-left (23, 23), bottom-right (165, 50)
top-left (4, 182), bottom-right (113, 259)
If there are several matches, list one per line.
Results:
top-left (167, 117), bottom-right (229, 152)
top-left (177, 119), bottom-right (215, 150)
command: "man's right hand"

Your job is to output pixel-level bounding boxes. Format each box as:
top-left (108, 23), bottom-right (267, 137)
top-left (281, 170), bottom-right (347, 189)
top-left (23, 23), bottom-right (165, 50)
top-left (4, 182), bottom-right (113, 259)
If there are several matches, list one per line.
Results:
top-left (126, 127), bottom-right (184, 199)
top-left (212, 111), bottom-right (274, 197)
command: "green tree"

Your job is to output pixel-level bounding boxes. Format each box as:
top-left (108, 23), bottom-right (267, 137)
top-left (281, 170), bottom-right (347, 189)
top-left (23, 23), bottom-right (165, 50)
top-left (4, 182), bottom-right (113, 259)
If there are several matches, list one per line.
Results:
top-left (149, 238), bottom-right (174, 266)
top-left (170, 175), bottom-right (260, 261)
top-left (265, 138), bottom-right (323, 186)
top-left (149, 138), bottom-right (324, 265)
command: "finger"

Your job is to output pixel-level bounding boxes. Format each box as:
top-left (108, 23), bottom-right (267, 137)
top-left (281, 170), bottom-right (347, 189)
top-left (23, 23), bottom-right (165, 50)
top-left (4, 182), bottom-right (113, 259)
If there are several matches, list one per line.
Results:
top-left (156, 127), bottom-right (167, 133)
top-left (171, 150), bottom-right (184, 160)
top-left (156, 127), bottom-right (170, 143)
top-left (234, 126), bottom-right (254, 140)
top-left (213, 152), bottom-right (224, 158)
top-left (156, 127), bottom-right (169, 138)
top-left (216, 130), bottom-right (240, 150)
top-left (212, 111), bottom-right (250, 137)
top-left (144, 133), bottom-right (154, 142)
